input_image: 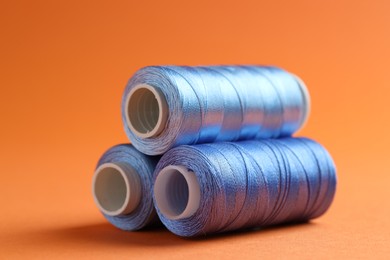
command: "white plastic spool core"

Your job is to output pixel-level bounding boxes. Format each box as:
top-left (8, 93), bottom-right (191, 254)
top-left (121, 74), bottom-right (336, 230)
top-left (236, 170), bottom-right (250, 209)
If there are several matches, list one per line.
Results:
top-left (154, 165), bottom-right (201, 220)
top-left (292, 74), bottom-right (311, 127)
top-left (125, 84), bottom-right (168, 139)
top-left (92, 162), bottom-right (141, 216)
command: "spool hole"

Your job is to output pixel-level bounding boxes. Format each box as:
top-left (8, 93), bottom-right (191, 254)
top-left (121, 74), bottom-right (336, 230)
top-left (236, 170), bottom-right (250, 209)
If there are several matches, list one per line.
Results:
top-left (166, 171), bottom-right (189, 216)
top-left (94, 165), bottom-right (128, 214)
top-left (154, 165), bottom-right (200, 220)
top-left (125, 85), bottom-right (167, 138)
top-left (93, 162), bottom-right (141, 216)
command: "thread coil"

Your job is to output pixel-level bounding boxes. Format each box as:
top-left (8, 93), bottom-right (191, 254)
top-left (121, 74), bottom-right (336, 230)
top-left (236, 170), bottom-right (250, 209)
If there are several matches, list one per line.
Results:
top-left (153, 138), bottom-right (336, 237)
top-left (122, 65), bottom-right (310, 155)
top-left (94, 144), bottom-right (161, 230)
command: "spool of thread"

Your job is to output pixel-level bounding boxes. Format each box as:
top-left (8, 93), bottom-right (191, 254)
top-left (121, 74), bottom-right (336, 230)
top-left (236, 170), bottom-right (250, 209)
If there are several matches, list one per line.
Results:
top-left (153, 138), bottom-right (337, 237)
top-left (92, 144), bottom-right (160, 230)
top-left (122, 65), bottom-right (310, 155)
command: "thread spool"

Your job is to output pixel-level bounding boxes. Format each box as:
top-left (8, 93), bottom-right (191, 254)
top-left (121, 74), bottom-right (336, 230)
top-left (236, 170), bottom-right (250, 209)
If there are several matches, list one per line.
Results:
top-left (153, 138), bottom-right (337, 237)
top-left (122, 65), bottom-right (310, 155)
top-left (92, 144), bottom-right (160, 230)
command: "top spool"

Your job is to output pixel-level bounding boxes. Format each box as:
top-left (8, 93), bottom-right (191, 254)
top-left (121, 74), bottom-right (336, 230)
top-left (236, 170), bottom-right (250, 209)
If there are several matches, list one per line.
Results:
top-left (122, 66), bottom-right (311, 155)
top-left (125, 84), bottom-right (168, 139)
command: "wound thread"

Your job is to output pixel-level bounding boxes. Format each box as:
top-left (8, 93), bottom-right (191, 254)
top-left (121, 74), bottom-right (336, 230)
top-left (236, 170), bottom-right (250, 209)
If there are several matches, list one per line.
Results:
top-left (153, 138), bottom-right (337, 237)
top-left (92, 64), bottom-right (336, 237)
top-left (122, 65), bottom-right (310, 155)
top-left (93, 144), bottom-right (161, 230)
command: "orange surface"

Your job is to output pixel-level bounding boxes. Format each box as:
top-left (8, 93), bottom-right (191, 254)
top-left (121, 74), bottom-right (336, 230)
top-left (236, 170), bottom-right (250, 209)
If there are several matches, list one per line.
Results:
top-left (1, 0), bottom-right (389, 258)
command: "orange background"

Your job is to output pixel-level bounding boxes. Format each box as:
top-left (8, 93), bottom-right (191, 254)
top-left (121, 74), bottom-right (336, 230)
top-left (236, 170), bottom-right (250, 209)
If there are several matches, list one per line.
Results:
top-left (1, 0), bottom-right (389, 258)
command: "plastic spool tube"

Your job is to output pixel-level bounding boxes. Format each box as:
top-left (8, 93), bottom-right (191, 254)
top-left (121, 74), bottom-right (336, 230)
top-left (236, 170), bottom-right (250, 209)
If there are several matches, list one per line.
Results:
top-left (153, 165), bottom-right (200, 220)
top-left (125, 84), bottom-right (168, 139)
top-left (93, 162), bottom-right (141, 217)
top-left (92, 144), bottom-right (161, 230)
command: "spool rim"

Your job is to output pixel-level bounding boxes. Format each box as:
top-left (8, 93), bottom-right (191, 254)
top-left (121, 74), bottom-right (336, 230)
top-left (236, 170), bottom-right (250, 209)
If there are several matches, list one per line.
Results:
top-left (154, 165), bottom-right (201, 220)
top-left (125, 84), bottom-right (168, 139)
top-left (92, 162), bottom-right (141, 216)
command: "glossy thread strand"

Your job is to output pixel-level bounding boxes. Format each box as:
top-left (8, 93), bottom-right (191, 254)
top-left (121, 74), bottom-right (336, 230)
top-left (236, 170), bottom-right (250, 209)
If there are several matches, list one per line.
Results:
top-left (153, 137), bottom-right (337, 237)
top-left (93, 144), bottom-right (160, 230)
top-left (122, 65), bottom-right (310, 155)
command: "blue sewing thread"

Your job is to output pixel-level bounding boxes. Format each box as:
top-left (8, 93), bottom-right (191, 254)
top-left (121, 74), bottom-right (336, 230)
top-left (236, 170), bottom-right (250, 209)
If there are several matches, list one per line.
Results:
top-left (153, 137), bottom-right (336, 237)
top-left (92, 144), bottom-right (160, 230)
top-left (122, 65), bottom-right (310, 155)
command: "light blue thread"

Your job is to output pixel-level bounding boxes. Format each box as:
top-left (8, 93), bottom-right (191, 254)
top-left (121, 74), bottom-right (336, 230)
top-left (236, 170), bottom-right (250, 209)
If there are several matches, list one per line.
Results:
top-left (153, 137), bottom-right (337, 237)
top-left (95, 144), bottom-right (161, 230)
top-left (122, 65), bottom-right (309, 155)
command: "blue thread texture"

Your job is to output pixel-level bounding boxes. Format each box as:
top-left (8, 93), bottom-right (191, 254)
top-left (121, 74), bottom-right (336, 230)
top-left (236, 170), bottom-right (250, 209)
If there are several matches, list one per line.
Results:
top-left (96, 144), bottom-right (160, 230)
top-left (122, 65), bottom-right (309, 155)
top-left (153, 138), bottom-right (337, 237)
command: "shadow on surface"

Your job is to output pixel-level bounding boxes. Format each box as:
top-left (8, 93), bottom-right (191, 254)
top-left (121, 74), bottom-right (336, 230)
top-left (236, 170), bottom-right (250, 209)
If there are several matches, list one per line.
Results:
top-left (36, 222), bottom-right (185, 247)
top-left (21, 220), bottom-right (318, 248)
